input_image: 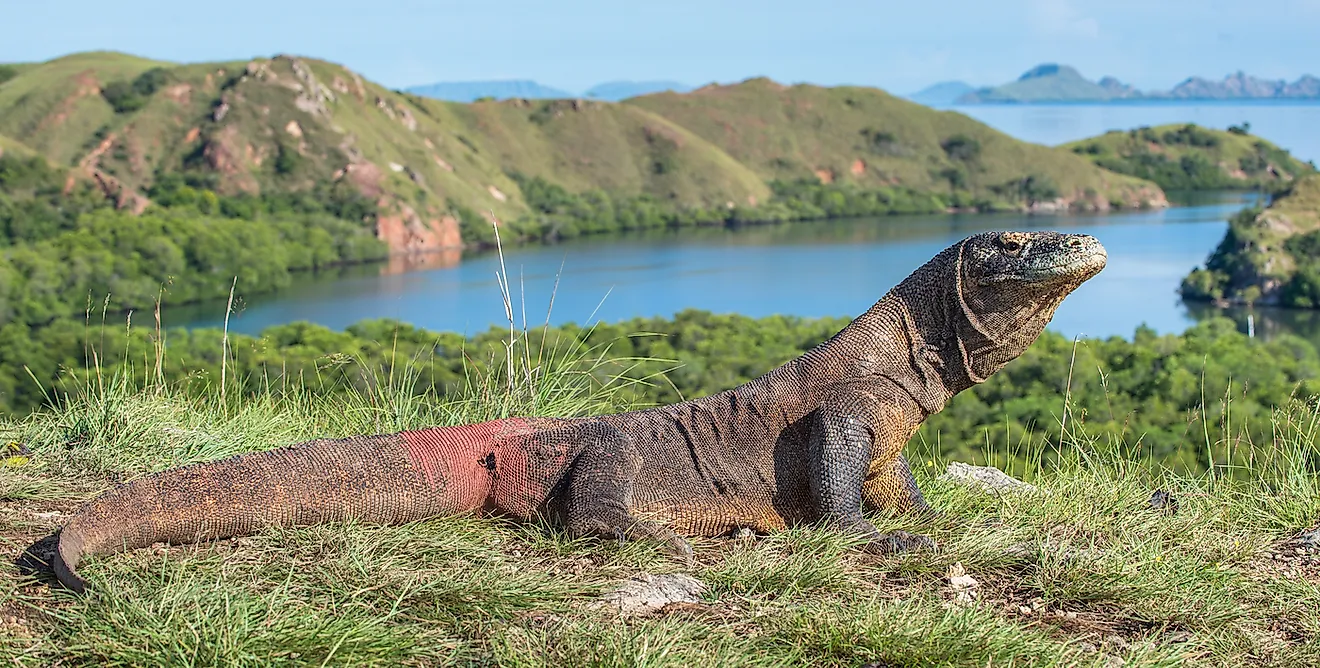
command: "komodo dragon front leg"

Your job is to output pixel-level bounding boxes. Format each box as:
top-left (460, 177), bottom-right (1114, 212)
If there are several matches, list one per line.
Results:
top-left (862, 455), bottom-right (933, 517)
top-left (808, 386), bottom-right (936, 553)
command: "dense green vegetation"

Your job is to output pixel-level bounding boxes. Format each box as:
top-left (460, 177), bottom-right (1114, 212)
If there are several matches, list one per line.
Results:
top-left (0, 155), bottom-right (386, 332)
top-left (1183, 174), bottom-right (1320, 307)
top-left (0, 154), bottom-right (111, 244)
top-left (6, 308), bottom-right (1315, 475)
top-left (499, 174), bottom-right (963, 242)
top-left (4, 327), bottom-right (1317, 666)
top-left (1066, 124), bottom-right (1314, 192)
top-left (99, 67), bottom-right (172, 114)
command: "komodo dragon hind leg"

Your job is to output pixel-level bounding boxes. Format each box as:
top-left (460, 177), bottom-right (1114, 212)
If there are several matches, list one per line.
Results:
top-left (559, 421), bottom-right (695, 565)
top-left (809, 392), bottom-right (936, 554)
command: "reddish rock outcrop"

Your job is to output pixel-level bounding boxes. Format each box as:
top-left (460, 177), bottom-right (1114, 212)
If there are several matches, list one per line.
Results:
top-left (375, 200), bottom-right (463, 255)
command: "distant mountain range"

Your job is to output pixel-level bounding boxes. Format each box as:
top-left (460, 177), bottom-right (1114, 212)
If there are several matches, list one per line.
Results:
top-left (404, 80), bottom-right (573, 102)
top-left (908, 64), bottom-right (1320, 105)
top-left (905, 81), bottom-right (975, 106)
top-left (405, 79), bottom-right (694, 103)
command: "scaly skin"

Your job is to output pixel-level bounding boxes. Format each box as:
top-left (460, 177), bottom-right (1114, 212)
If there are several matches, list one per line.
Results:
top-left (52, 230), bottom-right (1106, 593)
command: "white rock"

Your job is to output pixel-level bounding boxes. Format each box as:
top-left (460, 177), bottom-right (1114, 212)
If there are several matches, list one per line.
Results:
top-left (594, 573), bottom-right (706, 615)
top-left (940, 462), bottom-right (1038, 494)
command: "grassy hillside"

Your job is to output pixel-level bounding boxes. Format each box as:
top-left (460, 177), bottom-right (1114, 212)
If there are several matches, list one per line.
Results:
top-left (440, 97), bottom-right (770, 208)
top-left (1, 327), bottom-right (1318, 666)
top-left (0, 134), bottom-right (34, 157)
top-left (0, 53), bottom-right (1168, 257)
top-left (628, 78), bottom-right (1165, 211)
top-left (1066, 124), bottom-right (1315, 192)
top-left (1182, 174), bottom-right (1320, 306)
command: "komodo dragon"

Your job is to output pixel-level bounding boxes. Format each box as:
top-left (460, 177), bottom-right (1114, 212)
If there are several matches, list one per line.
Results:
top-left (51, 230), bottom-right (1106, 593)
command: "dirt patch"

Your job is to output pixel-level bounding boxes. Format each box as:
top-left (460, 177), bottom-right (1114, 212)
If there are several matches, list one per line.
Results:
top-left (814, 168), bottom-right (835, 184)
top-left (643, 125), bottom-right (685, 148)
top-left (200, 127), bottom-right (260, 194)
top-left (343, 162), bottom-right (384, 198)
top-left (850, 159), bottom-right (866, 176)
top-left (162, 83), bottom-right (192, 105)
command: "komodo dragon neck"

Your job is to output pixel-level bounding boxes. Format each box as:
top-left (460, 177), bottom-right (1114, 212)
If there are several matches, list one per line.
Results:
top-left (742, 242), bottom-right (992, 418)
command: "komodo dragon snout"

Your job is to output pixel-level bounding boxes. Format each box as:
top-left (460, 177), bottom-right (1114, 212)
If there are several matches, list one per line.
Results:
top-left (47, 229), bottom-right (1106, 595)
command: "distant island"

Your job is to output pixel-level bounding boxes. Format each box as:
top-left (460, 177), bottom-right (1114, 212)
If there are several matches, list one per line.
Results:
top-left (904, 81), bottom-right (975, 106)
top-left (909, 64), bottom-right (1320, 105)
top-left (405, 79), bottom-right (694, 103)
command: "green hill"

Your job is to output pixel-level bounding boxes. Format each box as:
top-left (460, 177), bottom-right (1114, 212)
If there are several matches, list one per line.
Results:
top-left (0, 53), bottom-right (1167, 256)
top-left (1065, 123), bottom-right (1315, 192)
top-left (1182, 173), bottom-right (1320, 306)
top-left (628, 78), bottom-right (1165, 211)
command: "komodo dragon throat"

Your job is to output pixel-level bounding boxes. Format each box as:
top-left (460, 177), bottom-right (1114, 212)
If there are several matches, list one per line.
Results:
top-left (51, 231), bottom-right (1105, 593)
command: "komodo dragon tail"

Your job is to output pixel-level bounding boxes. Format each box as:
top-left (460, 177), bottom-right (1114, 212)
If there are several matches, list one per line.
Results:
top-left (55, 419), bottom-right (540, 593)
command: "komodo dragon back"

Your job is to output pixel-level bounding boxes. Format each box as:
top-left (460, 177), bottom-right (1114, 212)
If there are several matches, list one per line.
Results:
top-left (50, 230), bottom-right (1106, 594)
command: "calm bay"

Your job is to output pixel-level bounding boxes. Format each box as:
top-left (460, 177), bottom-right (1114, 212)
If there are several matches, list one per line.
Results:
top-left (169, 102), bottom-right (1320, 341)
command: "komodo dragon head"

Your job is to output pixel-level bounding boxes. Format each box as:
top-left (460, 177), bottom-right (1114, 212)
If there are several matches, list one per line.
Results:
top-left (946, 230), bottom-right (1106, 384)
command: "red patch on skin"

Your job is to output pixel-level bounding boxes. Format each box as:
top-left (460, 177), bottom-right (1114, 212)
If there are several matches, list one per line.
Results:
top-left (489, 430), bottom-right (577, 519)
top-left (400, 419), bottom-right (536, 514)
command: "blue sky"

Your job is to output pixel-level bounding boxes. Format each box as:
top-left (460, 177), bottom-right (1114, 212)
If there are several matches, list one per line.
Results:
top-left (4, 0), bottom-right (1318, 94)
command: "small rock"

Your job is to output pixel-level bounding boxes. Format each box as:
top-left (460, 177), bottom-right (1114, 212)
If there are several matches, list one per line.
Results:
top-left (1147, 490), bottom-right (1178, 516)
top-left (731, 527), bottom-right (756, 540)
top-left (940, 462), bottom-right (1037, 494)
top-left (1100, 655), bottom-right (1126, 668)
top-left (946, 562), bottom-right (979, 603)
top-left (594, 573), bottom-right (706, 616)
top-left (1018, 605), bottom-right (1032, 615)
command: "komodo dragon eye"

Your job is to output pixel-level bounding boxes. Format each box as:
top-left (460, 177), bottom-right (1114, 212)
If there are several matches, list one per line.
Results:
top-left (995, 235), bottom-right (1024, 256)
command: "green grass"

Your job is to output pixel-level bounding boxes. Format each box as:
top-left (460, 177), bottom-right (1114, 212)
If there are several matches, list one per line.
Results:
top-left (1, 327), bottom-right (1318, 666)
top-left (0, 133), bottom-right (36, 157)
